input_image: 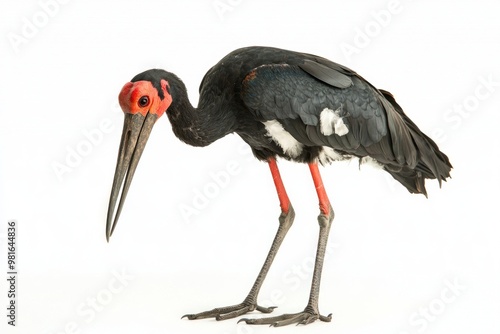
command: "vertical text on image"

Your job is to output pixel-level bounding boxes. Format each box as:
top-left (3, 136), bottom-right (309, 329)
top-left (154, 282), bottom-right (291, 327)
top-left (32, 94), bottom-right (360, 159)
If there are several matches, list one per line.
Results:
top-left (6, 220), bottom-right (18, 326)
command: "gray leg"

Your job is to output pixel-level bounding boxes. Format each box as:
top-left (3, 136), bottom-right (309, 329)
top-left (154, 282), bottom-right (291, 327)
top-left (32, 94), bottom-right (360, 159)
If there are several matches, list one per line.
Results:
top-left (183, 159), bottom-right (294, 321)
top-left (182, 206), bottom-right (295, 321)
top-left (239, 206), bottom-right (333, 326)
top-left (239, 163), bottom-right (334, 326)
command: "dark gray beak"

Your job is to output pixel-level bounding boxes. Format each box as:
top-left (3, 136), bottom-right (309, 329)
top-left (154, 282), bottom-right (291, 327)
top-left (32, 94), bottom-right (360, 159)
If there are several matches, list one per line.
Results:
top-left (106, 112), bottom-right (158, 241)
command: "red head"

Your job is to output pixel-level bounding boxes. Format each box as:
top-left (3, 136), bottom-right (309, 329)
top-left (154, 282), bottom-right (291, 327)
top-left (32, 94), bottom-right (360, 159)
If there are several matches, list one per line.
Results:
top-left (118, 79), bottom-right (172, 117)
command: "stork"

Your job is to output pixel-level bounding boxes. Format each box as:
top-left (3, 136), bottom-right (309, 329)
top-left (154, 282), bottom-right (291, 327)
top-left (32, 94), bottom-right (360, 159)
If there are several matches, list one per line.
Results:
top-left (106, 46), bottom-right (452, 326)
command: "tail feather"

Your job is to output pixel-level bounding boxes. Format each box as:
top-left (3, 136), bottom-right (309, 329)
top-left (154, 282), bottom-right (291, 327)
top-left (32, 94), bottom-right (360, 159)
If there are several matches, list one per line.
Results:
top-left (385, 167), bottom-right (428, 197)
top-left (379, 90), bottom-right (452, 195)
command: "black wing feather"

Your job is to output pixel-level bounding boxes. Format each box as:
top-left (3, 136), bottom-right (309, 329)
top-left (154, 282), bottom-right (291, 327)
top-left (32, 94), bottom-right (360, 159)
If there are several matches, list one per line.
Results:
top-left (242, 63), bottom-right (389, 149)
top-left (240, 54), bottom-right (452, 195)
top-left (298, 59), bottom-right (353, 89)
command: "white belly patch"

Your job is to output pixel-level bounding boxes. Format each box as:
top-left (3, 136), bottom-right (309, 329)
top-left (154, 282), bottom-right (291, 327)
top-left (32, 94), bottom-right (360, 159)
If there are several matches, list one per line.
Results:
top-left (263, 120), bottom-right (304, 158)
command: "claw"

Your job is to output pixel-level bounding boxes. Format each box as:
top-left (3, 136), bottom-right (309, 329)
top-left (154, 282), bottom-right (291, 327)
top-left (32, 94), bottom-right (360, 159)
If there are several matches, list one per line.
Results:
top-left (181, 314), bottom-right (198, 320)
top-left (238, 318), bottom-right (252, 325)
top-left (321, 313), bottom-right (333, 322)
top-left (256, 305), bottom-right (277, 313)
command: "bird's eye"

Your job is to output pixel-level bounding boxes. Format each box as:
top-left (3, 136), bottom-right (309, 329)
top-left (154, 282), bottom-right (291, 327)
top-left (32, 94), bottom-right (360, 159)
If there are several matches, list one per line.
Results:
top-left (138, 96), bottom-right (150, 108)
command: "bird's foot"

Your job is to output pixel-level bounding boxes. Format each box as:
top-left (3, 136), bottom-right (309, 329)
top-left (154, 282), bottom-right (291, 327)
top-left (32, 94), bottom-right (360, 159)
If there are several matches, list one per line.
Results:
top-left (238, 307), bottom-right (332, 327)
top-left (182, 301), bottom-right (276, 321)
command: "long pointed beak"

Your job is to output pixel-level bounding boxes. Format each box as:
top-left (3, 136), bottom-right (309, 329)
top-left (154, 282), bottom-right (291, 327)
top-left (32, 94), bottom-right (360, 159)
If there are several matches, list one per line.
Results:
top-left (106, 112), bottom-right (158, 241)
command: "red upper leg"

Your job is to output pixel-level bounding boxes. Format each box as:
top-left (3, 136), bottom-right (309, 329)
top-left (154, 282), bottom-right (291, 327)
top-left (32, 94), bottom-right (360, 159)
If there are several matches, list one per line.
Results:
top-left (268, 158), bottom-right (291, 214)
top-left (308, 163), bottom-right (331, 216)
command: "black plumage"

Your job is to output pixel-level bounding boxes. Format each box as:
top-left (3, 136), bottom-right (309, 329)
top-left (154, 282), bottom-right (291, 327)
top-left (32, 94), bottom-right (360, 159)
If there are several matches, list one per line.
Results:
top-left (180, 46), bottom-right (452, 195)
top-left (106, 46), bottom-right (452, 326)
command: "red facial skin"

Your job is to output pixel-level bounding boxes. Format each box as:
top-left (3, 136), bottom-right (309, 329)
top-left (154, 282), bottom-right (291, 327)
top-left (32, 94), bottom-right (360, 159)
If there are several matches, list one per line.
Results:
top-left (118, 79), bottom-right (172, 117)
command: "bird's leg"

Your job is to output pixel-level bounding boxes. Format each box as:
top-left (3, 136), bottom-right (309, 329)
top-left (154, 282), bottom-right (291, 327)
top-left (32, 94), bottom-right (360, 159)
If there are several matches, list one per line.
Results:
top-left (303, 163), bottom-right (333, 320)
top-left (238, 158), bottom-right (295, 309)
top-left (240, 162), bottom-right (333, 326)
top-left (183, 158), bottom-right (294, 321)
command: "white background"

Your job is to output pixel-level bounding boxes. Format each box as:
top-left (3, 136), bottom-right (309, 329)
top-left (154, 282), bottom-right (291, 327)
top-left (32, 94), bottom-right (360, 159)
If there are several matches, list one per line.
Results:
top-left (1, 0), bottom-right (499, 333)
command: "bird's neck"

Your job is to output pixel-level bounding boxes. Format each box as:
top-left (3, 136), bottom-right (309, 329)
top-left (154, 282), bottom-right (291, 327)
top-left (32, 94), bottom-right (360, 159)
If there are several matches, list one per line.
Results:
top-left (164, 75), bottom-right (236, 147)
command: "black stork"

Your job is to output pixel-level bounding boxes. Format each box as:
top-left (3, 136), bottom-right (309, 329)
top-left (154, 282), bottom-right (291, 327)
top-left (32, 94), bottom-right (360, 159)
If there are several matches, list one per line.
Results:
top-left (106, 46), bottom-right (452, 326)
